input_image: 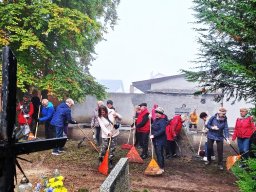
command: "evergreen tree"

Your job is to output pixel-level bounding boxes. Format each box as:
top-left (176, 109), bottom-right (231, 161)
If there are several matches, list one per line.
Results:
top-left (183, 0), bottom-right (256, 104)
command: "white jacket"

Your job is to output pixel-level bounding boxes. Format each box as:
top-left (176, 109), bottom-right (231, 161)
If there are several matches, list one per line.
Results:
top-left (98, 108), bottom-right (122, 138)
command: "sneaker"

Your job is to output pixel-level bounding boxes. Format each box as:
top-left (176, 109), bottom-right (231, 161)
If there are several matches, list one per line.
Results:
top-left (156, 169), bottom-right (164, 175)
top-left (205, 161), bottom-right (211, 165)
top-left (203, 157), bottom-right (207, 162)
top-left (52, 152), bottom-right (60, 156)
top-left (172, 154), bottom-right (177, 158)
top-left (218, 165), bottom-right (224, 170)
top-left (211, 156), bottom-right (216, 161)
top-left (141, 154), bottom-right (149, 159)
top-left (58, 150), bottom-right (65, 153)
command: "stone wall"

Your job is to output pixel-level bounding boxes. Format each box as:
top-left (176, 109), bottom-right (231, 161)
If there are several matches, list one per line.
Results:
top-left (100, 158), bottom-right (129, 192)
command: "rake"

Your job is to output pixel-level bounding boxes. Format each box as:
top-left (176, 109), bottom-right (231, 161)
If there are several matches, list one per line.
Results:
top-left (144, 118), bottom-right (162, 176)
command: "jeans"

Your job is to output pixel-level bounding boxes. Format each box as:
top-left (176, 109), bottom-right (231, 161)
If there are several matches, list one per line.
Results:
top-left (207, 138), bottom-right (223, 165)
top-left (204, 141), bottom-right (214, 156)
top-left (154, 142), bottom-right (165, 169)
top-left (166, 140), bottom-right (176, 157)
top-left (53, 125), bottom-right (64, 152)
top-left (237, 138), bottom-right (250, 159)
top-left (45, 121), bottom-right (55, 139)
top-left (95, 126), bottom-right (101, 146)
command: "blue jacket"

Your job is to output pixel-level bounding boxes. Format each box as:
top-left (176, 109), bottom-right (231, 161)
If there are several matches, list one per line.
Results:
top-left (50, 102), bottom-right (72, 127)
top-left (206, 114), bottom-right (229, 141)
top-left (152, 117), bottom-right (168, 145)
top-left (39, 101), bottom-right (54, 122)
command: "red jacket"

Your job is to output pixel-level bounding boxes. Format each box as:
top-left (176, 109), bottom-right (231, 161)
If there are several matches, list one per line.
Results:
top-left (16, 102), bottom-right (34, 125)
top-left (166, 115), bottom-right (182, 141)
top-left (232, 116), bottom-right (255, 140)
top-left (136, 109), bottom-right (150, 133)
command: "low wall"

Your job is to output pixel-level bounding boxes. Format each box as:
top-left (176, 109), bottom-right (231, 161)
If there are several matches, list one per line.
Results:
top-left (100, 158), bottom-right (129, 192)
top-left (71, 93), bottom-right (253, 128)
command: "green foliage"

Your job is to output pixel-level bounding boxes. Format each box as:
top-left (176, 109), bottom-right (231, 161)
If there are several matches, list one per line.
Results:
top-left (232, 157), bottom-right (256, 192)
top-left (183, 0), bottom-right (256, 104)
top-left (0, 0), bottom-right (120, 101)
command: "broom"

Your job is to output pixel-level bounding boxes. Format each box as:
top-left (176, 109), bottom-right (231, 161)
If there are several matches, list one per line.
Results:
top-left (126, 124), bottom-right (143, 163)
top-left (144, 116), bottom-right (162, 176)
top-left (98, 137), bottom-right (112, 175)
top-left (77, 124), bottom-right (99, 153)
top-left (121, 118), bottom-right (135, 150)
top-left (34, 95), bottom-right (42, 138)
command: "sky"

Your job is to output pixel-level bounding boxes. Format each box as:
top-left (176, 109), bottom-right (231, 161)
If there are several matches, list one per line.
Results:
top-left (90, 0), bottom-right (200, 92)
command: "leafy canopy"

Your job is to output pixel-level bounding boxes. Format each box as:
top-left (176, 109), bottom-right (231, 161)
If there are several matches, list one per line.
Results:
top-left (0, 0), bottom-right (120, 101)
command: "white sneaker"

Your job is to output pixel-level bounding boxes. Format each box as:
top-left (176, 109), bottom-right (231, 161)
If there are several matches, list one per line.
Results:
top-left (203, 157), bottom-right (207, 162)
top-left (52, 152), bottom-right (60, 156)
top-left (156, 169), bottom-right (164, 175)
top-left (211, 156), bottom-right (216, 161)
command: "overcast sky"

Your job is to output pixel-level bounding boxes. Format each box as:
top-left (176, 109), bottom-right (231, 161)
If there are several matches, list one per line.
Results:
top-left (90, 0), bottom-right (200, 92)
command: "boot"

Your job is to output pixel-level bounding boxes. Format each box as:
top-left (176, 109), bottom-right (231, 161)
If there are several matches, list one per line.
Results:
top-left (109, 160), bottom-right (114, 169)
top-left (98, 157), bottom-right (103, 165)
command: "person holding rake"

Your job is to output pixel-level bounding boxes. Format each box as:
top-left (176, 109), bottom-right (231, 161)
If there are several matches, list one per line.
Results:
top-left (98, 105), bottom-right (122, 169)
top-left (150, 107), bottom-right (168, 174)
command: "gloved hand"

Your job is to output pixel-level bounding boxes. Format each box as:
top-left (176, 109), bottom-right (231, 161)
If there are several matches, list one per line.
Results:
top-left (148, 113), bottom-right (152, 119)
top-left (23, 114), bottom-right (29, 118)
top-left (20, 105), bottom-right (23, 109)
top-left (226, 139), bottom-right (231, 145)
top-left (212, 125), bottom-right (219, 130)
top-left (150, 135), bottom-right (154, 139)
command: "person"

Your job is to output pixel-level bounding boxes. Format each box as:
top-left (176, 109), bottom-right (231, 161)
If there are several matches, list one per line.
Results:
top-left (38, 99), bottom-right (55, 139)
top-left (150, 107), bottom-right (168, 174)
top-left (50, 98), bottom-right (78, 155)
top-left (31, 89), bottom-right (41, 134)
top-left (205, 107), bottom-right (229, 170)
top-left (91, 100), bottom-right (104, 146)
top-left (106, 100), bottom-right (115, 110)
top-left (151, 104), bottom-right (158, 121)
top-left (189, 109), bottom-right (199, 130)
top-left (199, 112), bottom-right (215, 161)
top-left (133, 105), bottom-right (142, 148)
top-left (232, 108), bottom-right (256, 159)
top-left (135, 103), bottom-right (150, 159)
top-left (98, 105), bottom-right (122, 168)
top-left (165, 114), bottom-right (185, 159)
top-left (16, 92), bottom-right (34, 139)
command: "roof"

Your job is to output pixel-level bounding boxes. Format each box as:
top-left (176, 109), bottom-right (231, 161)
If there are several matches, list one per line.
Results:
top-left (98, 79), bottom-right (125, 93)
top-left (132, 74), bottom-right (185, 93)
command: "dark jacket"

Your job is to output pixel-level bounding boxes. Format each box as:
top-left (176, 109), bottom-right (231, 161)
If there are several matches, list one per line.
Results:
top-left (50, 102), bottom-right (73, 127)
top-left (206, 114), bottom-right (229, 141)
top-left (39, 101), bottom-right (55, 123)
top-left (152, 117), bottom-right (167, 145)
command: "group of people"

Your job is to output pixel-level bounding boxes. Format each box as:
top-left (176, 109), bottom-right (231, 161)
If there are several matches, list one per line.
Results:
top-left (16, 92), bottom-right (77, 155)
top-left (199, 107), bottom-right (256, 170)
top-left (16, 92), bottom-right (256, 171)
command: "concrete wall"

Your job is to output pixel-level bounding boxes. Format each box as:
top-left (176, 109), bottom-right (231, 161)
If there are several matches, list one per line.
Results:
top-left (100, 158), bottom-right (129, 192)
top-left (71, 93), bottom-right (253, 128)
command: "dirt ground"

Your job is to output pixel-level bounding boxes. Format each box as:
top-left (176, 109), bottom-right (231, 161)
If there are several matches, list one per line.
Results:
top-left (16, 130), bottom-right (239, 192)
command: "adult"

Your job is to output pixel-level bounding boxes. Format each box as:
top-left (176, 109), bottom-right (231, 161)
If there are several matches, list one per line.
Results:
top-left (189, 109), bottom-right (199, 130)
top-left (199, 112), bottom-right (215, 161)
top-left (232, 108), bottom-right (256, 159)
top-left (136, 103), bottom-right (150, 159)
top-left (165, 114), bottom-right (185, 158)
top-left (38, 99), bottom-right (55, 139)
top-left (150, 107), bottom-right (168, 174)
top-left (133, 105), bottom-right (142, 148)
top-left (91, 100), bottom-right (104, 146)
top-left (50, 98), bottom-right (77, 155)
top-left (30, 89), bottom-right (41, 134)
top-left (16, 92), bottom-right (34, 138)
top-left (98, 105), bottom-right (122, 168)
top-left (205, 107), bottom-right (229, 170)
top-left (106, 100), bottom-right (115, 110)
